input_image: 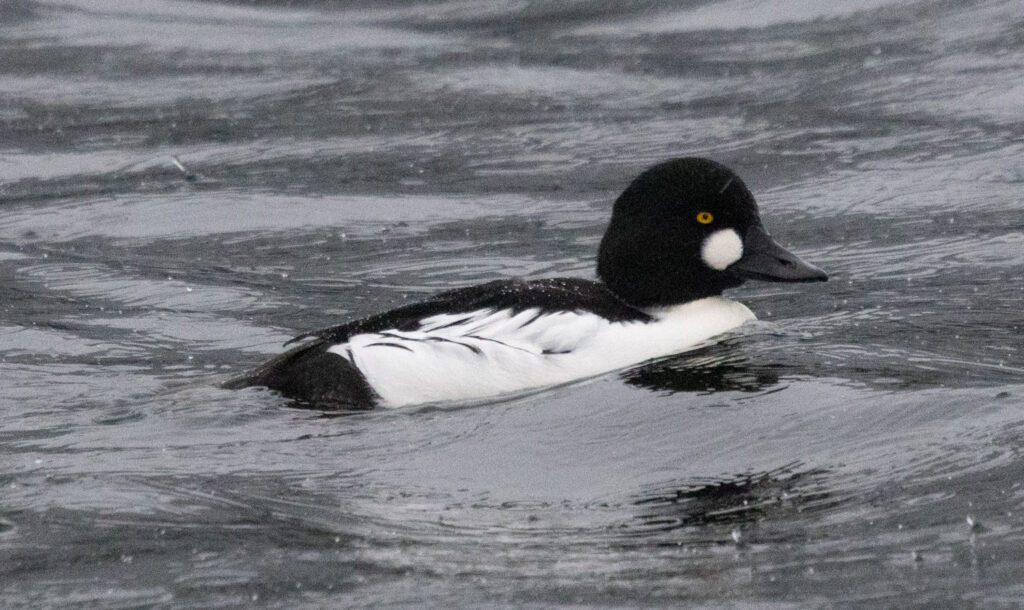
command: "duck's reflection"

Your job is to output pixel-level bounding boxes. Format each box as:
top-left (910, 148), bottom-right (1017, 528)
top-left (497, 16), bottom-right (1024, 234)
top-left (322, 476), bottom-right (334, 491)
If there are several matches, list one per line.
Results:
top-left (632, 462), bottom-right (835, 532)
top-left (621, 341), bottom-right (781, 395)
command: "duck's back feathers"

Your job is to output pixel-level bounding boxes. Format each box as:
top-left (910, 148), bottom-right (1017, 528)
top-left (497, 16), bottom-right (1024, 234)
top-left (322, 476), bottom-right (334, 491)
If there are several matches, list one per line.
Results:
top-left (229, 277), bottom-right (651, 409)
top-left (293, 277), bottom-right (651, 346)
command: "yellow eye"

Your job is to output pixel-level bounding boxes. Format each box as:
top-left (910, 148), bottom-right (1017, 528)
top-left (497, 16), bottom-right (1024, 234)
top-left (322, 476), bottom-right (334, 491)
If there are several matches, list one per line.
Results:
top-left (696, 211), bottom-right (714, 224)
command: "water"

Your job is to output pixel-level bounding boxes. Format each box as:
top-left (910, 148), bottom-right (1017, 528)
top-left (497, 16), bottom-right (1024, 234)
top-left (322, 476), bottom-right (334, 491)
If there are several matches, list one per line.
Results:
top-left (2, 0), bottom-right (1023, 606)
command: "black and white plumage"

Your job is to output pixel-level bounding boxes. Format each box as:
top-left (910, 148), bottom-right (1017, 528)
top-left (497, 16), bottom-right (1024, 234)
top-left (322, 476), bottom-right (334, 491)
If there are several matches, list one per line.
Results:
top-left (227, 158), bottom-right (828, 409)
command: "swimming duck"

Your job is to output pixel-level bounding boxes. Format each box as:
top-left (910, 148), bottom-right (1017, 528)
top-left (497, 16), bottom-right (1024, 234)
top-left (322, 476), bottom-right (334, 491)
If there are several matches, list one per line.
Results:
top-left (227, 157), bottom-right (827, 408)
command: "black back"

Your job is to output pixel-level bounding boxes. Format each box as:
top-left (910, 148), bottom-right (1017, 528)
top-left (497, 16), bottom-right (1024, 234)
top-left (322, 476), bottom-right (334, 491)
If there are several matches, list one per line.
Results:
top-left (296, 276), bottom-right (650, 345)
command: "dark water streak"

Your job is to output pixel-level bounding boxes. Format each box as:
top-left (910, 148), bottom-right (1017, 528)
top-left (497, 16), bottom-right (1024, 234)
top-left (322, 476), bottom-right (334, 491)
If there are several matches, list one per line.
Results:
top-left (2, 0), bottom-right (1024, 607)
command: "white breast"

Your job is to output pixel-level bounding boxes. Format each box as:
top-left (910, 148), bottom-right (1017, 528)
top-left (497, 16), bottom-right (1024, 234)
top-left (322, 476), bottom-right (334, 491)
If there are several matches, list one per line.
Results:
top-left (327, 297), bottom-right (755, 407)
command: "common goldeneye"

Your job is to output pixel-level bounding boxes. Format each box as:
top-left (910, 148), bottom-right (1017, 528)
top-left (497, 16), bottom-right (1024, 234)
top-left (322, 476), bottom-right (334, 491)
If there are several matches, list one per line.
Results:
top-left (227, 158), bottom-right (827, 409)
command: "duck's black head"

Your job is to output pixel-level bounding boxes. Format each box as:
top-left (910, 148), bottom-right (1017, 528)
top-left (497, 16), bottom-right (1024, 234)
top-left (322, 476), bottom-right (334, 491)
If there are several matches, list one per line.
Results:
top-left (597, 157), bottom-right (827, 308)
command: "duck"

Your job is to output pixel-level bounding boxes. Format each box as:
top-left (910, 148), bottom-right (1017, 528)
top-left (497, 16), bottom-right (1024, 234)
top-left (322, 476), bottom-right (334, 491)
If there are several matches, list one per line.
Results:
top-left (225, 157), bottom-right (827, 409)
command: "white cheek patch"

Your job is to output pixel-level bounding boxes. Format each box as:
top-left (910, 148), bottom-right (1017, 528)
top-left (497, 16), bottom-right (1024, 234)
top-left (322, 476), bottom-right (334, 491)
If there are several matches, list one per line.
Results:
top-left (700, 229), bottom-right (744, 270)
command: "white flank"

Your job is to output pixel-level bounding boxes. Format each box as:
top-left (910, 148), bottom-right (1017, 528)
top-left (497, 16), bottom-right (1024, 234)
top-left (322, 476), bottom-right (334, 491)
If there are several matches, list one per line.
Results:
top-left (326, 298), bottom-right (755, 407)
top-left (700, 229), bottom-right (743, 270)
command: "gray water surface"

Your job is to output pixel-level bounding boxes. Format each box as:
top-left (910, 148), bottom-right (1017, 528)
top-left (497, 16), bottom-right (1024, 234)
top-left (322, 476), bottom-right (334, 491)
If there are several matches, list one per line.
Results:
top-left (3, 0), bottom-right (1024, 607)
